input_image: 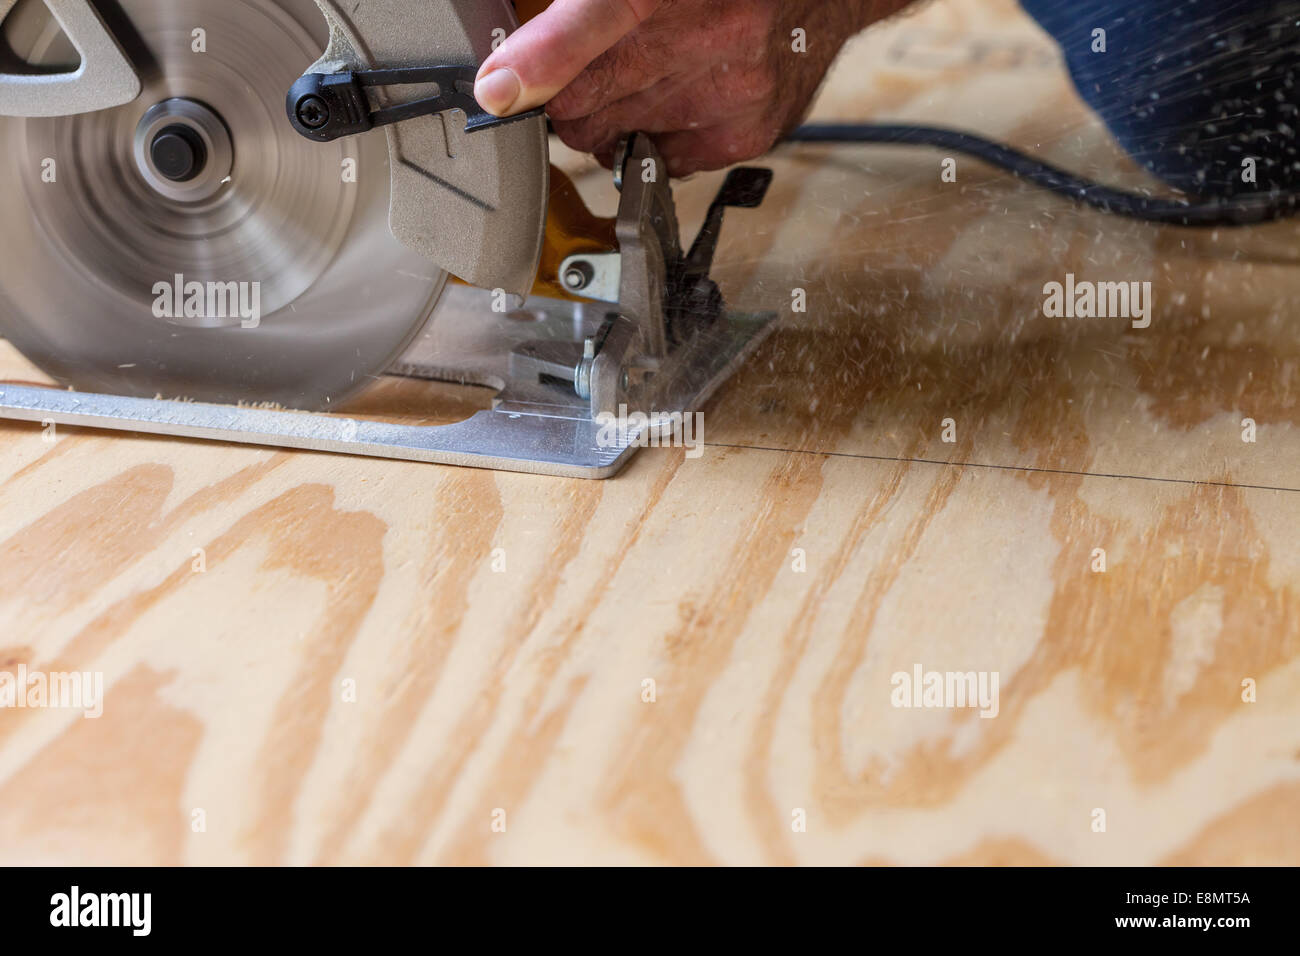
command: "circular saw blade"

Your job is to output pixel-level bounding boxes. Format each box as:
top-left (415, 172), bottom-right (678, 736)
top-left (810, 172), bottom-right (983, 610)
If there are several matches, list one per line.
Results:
top-left (0, 0), bottom-right (446, 409)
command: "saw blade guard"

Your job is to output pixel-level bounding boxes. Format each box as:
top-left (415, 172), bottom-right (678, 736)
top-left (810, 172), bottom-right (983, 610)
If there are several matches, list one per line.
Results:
top-left (306, 0), bottom-right (550, 298)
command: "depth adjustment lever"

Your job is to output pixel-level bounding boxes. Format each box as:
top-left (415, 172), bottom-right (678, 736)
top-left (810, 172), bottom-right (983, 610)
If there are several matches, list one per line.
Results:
top-left (286, 66), bottom-right (543, 142)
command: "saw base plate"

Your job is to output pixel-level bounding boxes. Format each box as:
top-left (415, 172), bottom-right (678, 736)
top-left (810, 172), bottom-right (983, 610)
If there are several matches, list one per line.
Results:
top-left (0, 285), bottom-right (775, 479)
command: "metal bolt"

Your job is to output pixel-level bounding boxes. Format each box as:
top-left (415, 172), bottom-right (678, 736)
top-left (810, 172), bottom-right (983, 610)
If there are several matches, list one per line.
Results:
top-left (150, 124), bottom-right (207, 183)
top-left (296, 96), bottom-right (330, 130)
top-left (563, 260), bottom-right (594, 292)
top-left (574, 338), bottom-right (597, 400)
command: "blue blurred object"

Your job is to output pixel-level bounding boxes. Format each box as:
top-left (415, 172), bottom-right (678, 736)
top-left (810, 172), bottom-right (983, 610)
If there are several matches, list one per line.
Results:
top-left (1019, 0), bottom-right (1300, 197)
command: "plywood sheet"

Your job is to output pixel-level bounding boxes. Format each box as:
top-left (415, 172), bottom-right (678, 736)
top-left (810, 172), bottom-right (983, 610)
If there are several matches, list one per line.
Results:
top-left (0, 0), bottom-right (1297, 865)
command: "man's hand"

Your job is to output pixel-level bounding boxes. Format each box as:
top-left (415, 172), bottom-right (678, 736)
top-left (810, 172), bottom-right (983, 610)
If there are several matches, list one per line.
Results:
top-left (475, 0), bottom-right (908, 177)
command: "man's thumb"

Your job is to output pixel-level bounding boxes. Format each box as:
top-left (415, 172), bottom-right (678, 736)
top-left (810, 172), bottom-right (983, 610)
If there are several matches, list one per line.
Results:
top-left (476, 0), bottom-right (662, 116)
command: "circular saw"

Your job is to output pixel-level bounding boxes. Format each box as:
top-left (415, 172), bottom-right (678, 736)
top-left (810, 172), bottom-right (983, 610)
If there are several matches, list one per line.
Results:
top-left (0, 0), bottom-right (776, 477)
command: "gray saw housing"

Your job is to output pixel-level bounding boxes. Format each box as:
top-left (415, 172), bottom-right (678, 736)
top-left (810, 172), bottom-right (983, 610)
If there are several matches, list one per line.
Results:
top-left (305, 0), bottom-right (550, 298)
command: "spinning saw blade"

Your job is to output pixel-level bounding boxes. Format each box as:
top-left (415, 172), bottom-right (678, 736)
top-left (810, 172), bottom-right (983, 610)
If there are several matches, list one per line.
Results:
top-left (0, 0), bottom-right (458, 408)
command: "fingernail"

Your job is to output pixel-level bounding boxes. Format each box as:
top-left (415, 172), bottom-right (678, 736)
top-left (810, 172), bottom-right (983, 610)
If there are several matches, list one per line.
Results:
top-left (475, 68), bottom-right (521, 116)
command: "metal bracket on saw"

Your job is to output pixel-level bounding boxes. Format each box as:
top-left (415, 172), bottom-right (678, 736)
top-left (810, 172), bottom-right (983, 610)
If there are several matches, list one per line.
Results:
top-left (285, 66), bottom-right (544, 141)
top-left (0, 135), bottom-right (775, 478)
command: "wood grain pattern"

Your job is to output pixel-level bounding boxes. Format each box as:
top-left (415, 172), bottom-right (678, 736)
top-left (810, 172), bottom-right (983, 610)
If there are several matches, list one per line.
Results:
top-left (1, 0), bottom-right (1298, 865)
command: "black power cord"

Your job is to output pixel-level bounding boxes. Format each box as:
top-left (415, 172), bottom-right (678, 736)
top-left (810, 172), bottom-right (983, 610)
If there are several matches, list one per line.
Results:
top-left (787, 123), bottom-right (1300, 228)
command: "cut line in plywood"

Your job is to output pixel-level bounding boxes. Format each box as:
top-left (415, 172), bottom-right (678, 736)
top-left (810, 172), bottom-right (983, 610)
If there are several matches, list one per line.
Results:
top-left (705, 442), bottom-right (1300, 497)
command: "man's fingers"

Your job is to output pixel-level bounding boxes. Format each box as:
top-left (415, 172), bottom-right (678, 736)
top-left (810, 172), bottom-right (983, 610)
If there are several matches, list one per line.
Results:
top-left (550, 76), bottom-right (691, 155)
top-left (556, 109), bottom-right (779, 179)
top-left (650, 117), bottom-right (783, 177)
top-left (475, 0), bottom-right (663, 117)
top-left (546, 41), bottom-right (666, 122)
